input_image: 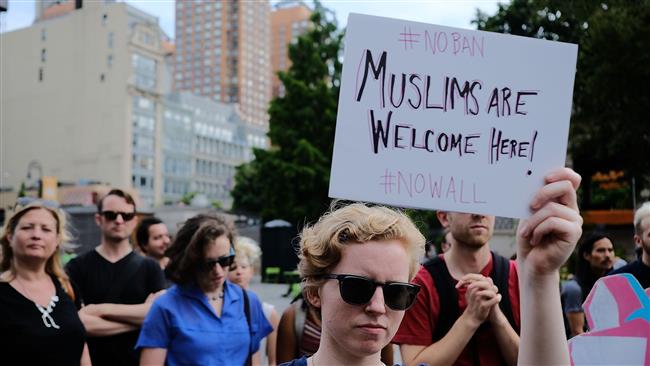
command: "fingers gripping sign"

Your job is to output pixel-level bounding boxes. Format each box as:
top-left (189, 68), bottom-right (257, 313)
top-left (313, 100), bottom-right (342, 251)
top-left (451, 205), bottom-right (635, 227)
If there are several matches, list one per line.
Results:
top-left (517, 167), bottom-right (583, 276)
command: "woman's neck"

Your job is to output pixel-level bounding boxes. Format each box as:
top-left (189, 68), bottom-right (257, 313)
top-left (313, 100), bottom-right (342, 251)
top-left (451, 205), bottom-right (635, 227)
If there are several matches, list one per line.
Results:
top-left (312, 339), bottom-right (383, 366)
top-left (10, 258), bottom-right (48, 281)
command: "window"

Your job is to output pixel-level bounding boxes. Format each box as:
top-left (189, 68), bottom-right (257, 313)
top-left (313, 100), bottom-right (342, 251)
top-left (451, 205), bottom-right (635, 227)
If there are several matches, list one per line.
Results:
top-left (41, 28), bottom-right (46, 41)
top-left (38, 68), bottom-right (43, 82)
top-left (41, 49), bottom-right (46, 62)
top-left (131, 53), bottom-right (157, 90)
top-left (107, 54), bottom-right (113, 68)
top-left (102, 13), bottom-right (108, 26)
top-left (108, 32), bottom-right (114, 48)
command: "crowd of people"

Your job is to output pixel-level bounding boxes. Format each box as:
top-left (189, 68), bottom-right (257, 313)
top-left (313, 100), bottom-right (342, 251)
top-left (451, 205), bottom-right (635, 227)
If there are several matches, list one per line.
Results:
top-left (0, 168), bottom-right (648, 366)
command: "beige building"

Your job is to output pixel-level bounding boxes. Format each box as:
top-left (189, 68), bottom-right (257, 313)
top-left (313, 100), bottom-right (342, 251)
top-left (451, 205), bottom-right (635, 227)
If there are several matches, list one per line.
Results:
top-left (270, 1), bottom-right (311, 98)
top-left (173, 1), bottom-right (271, 128)
top-left (1, 2), bottom-right (168, 208)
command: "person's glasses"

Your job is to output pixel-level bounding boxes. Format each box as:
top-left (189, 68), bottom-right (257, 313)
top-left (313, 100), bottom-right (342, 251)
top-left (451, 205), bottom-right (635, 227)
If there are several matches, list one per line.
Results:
top-left (204, 254), bottom-right (235, 271)
top-left (100, 211), bottom-right (136, 221)
top-left (322, 274), bottom-right (421, 311)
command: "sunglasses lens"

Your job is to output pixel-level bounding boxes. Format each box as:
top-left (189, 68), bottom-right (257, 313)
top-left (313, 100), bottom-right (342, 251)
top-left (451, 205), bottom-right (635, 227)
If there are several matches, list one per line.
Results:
top-left (102, 211), bottom-right (118, 220)
top-left (339, 276), bottom-right (376, 305)
top-left (384, 283), bottom-right (420, 310)
top-left (206, 255), bottom-right (235, 270)
top-left (102, 211), bottom-right (135, 221)
top-left (218, 255), bottom-right (234, 268)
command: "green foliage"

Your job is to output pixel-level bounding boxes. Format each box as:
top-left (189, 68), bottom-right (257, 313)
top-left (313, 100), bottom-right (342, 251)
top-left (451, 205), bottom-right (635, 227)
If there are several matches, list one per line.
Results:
top-left (475, 0), bottom-right (650, 208)
top-left (232, 2), bottom-right (343, 228)
top-left (180, 191), bottom-right (197, 206)
top-left (17, 182), bottom-right (27, 197)
top-left (404, 209), bottom-right (441, 244)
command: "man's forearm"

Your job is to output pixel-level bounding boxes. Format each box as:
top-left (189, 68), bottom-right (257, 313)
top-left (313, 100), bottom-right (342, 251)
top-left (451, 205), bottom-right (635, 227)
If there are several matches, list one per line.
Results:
top-left (404, 313), bottom-right (479, 366)
top-left (490, 311), bottom-right (519, 366)
top-left (79, 312), bottom-right (138, 337)
top-left (98, 302), bottom-right (153, 325)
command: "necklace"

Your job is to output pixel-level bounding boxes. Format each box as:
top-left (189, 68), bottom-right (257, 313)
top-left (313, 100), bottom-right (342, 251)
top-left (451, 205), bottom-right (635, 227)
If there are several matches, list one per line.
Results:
top-left (208, 291), bottom-right (224, 301)
top-left (15, 277), bottom-right (60, 329)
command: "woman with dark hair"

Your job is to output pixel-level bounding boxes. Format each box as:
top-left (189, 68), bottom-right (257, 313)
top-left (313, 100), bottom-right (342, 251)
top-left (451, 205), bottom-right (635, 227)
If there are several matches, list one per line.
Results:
top-left (136, 214), bottom-right (272, 365)
top-left (561, 232), bottom-right (615, 337)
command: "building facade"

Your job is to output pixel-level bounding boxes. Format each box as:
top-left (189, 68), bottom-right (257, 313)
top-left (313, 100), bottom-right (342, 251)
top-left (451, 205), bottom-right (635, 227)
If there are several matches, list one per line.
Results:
top-left (270, 1), bottom-right (311, 98)
top-left (173, 0), bottom-right (271, 128)
top-left (1, 2), bottom-right (265, 209)
top-left (162, 92), bottom-right (267, 208)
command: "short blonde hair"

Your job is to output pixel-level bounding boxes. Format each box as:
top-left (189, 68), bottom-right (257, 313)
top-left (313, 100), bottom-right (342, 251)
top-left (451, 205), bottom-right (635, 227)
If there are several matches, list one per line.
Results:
top-left (298, 202), bottom-right (425, 299)
top-left (234, 236), bottom-right (261, 268)
top-left (634, 202), bottom-right (650, 234)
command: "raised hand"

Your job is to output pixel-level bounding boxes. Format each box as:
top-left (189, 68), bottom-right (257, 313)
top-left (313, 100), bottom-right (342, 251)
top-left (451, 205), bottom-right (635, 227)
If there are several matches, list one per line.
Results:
top-left (517, 167), bottom-right (583, 276)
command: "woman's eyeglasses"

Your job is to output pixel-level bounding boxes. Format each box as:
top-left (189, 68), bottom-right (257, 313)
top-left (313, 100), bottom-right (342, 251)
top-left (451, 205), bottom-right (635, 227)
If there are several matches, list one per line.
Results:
top-left (100, 211), bottom-right (136, 221)
top-left (322, 274), bottom-right (421, 311)
top-left (204, 254), bottom-right (235, 271)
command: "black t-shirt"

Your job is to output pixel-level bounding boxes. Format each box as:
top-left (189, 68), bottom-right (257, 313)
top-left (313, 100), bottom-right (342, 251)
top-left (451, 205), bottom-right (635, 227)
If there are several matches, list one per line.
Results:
top-left (66, 250), bottom-right (166, 366)
top-left (0, 276), bottom-right (86, 365)
top-left (610, 259), bottom-right (650, 289)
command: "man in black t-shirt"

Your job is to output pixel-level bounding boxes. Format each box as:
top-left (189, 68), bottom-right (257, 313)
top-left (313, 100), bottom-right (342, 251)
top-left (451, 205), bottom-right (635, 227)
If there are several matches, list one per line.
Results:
top-left (66, 189), bottom-right (166, 366)
top-left (610, 201), bottom-right (650, 288)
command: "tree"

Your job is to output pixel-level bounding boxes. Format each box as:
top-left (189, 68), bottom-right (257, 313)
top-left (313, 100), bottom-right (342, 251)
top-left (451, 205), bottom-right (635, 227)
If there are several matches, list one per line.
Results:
top-left (232, 2), bottom-right (343, 228)
top-left (474, 0), bottom-right (650, 208)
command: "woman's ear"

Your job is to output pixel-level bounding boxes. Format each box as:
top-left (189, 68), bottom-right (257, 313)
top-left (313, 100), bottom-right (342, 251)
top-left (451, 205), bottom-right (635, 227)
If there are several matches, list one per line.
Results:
top-left (304, 287), bottom-right (321, 309)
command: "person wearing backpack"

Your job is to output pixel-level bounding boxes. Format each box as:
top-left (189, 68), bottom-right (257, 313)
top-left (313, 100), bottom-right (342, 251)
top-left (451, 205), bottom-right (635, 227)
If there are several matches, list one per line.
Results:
top-left (66, 189), bottom-right (166, 366)
top-left (394, 210), bottom-right (520, 365)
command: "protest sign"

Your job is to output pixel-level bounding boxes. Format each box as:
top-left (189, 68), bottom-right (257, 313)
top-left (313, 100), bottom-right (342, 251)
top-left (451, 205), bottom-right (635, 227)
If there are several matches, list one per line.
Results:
top-left (329, 13), bottom-right (578, 218)
top-left (568, 274), bottom-right (650, 365)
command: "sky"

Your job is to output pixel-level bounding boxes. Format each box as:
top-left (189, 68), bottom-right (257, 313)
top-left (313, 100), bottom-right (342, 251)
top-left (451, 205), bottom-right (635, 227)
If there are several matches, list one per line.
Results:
top-left (1, 1), bottom-right (503, 37)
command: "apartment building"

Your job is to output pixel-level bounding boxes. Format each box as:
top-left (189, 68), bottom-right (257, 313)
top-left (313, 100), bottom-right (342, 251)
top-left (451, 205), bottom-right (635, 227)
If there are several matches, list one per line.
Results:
top-left (173, 1), bottom-right (271, 128)
top-left (270, 0), bottom-right (311, 98)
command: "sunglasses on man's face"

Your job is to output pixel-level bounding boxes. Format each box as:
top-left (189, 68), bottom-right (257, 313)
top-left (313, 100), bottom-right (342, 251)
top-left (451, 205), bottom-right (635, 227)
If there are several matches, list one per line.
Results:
top-left (204, 254), bottom-right (235, 271)
top-left (322, 274), bottom-right (421, 311)
top-left (100, 211), bottom-right (136, 222)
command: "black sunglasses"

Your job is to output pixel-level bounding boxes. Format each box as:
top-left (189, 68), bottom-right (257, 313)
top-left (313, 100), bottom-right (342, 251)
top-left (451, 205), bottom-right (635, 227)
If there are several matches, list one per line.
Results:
top-left (100, 210), bottom-right (136, 221)
top-left (204, 254), bottom-right (235, 271)
top-left (323, 274), bottom-right (420, 311)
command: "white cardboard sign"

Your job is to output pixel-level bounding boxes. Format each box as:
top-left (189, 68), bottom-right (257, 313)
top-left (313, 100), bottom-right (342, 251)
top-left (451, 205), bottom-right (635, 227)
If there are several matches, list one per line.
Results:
top-left (329, 13), bottom-right (578, 218)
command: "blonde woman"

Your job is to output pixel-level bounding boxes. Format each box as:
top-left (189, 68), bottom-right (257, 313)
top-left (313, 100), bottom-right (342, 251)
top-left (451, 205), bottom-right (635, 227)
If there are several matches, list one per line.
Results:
top-left (0, 199), bottom-right (91, 365)
top-left (280, 167), bottom-right (583, 366)
top-left (229, 237), bottom-right (280, 366)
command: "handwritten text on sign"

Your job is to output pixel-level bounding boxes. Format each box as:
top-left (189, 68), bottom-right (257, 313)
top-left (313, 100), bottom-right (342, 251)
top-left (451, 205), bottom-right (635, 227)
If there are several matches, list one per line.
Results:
top-left (329, 13), bottom-right (578, 218)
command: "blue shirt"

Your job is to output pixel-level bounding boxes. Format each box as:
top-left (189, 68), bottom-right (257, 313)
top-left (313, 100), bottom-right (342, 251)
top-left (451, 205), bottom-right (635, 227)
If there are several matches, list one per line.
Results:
top-left (136, 281), bottom-right (273, 366)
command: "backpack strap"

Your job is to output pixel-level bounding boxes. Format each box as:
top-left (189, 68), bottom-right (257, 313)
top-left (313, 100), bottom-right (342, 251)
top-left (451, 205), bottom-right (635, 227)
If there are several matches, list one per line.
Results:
top-left (489, 252), bottom-right (518, 333)
top-left (423, 256), bottom-right (459, 342)
top-left (293, 300), bottom-right (306, 348)
top-left (242, 288), bottom-right (252, 366)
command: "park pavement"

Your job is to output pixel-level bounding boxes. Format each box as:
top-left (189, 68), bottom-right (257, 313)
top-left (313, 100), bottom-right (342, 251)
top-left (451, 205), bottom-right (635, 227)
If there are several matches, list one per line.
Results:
top-left (249, 275), bottom-right (294, 315)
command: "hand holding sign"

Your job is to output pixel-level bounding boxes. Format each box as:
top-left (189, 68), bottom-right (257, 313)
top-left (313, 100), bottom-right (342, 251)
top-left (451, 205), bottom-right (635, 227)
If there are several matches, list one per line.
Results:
top-left (329, 14), bottom-right (578, 218)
